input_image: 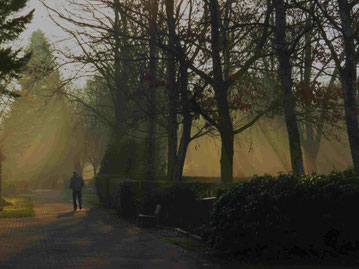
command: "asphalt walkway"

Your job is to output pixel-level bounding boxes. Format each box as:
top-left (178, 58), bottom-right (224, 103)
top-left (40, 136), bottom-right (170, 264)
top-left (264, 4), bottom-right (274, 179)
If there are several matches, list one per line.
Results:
top-left (0, 190), bottom-right (219, 269)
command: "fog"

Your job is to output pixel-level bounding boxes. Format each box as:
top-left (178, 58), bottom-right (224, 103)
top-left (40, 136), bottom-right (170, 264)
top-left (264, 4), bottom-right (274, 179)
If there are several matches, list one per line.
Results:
top-left (183, 118), bottom-right (351, 178)
top-left (1, 93), bottom-right (85, 188)
top-left (2, 95), bottom-right (350, 186)
top-left (5, 1), bottom-right (350, 184)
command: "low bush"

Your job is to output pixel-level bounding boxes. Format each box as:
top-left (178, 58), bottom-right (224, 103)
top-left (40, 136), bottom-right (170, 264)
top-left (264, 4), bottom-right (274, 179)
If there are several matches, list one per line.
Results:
top-left (115, 181), bottom-right (138, 218)
top-left (164, 183), bottom-right (198, 226)
top-left (95, 176), bottom-right (110, 206)
top-left (3, 182), bottom-right (17, 197)
top-left (95, 175), bottom-right (220, 227)
top-left (209, 170), bottom-right (359, 257)
top-left (139, 183), bottom-right (197, 227)
top-left (98, 139), bottom-right (166, 179)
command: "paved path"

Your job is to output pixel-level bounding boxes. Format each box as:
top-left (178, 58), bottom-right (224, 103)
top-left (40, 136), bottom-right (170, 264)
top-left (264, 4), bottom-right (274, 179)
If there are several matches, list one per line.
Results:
top-left (0, 190), bottom-right (219, 269)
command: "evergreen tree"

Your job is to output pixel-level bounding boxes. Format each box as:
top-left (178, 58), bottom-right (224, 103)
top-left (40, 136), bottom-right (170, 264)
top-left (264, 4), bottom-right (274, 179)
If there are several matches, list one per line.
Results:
top-left (0, 0), bottom-right (33, 207)
top-left (0, 0), bottom-right (33, 97)
top-left (2, 30), bottom-right (73, 190)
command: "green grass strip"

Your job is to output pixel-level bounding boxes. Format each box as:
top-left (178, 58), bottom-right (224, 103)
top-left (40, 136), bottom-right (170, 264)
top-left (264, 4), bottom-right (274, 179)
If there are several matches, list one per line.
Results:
top-left (0, 196), bottom-right (35, 218)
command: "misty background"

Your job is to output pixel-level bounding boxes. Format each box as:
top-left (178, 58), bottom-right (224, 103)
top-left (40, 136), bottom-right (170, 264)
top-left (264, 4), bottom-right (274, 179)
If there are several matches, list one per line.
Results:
top-left (0, 0), bottom-right (353, 189)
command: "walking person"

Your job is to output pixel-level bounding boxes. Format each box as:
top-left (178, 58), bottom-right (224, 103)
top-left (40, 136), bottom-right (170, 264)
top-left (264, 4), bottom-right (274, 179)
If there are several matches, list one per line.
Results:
top-left (69, 171), bottom-right (84, 211)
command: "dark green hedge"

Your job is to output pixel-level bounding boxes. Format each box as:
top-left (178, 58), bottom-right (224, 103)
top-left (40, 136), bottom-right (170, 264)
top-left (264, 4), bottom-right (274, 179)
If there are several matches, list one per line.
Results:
top-left (94, 176), bottom-right (227, 227)
top-left (209, 170), bottom-right (359, 256)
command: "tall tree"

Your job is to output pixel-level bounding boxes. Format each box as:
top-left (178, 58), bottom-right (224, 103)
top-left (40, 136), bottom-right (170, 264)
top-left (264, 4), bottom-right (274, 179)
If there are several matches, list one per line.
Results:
top-left (42, 0), bottom-right (155, 177)
top-left (274, 0), bottom-right (305, 174)
top-left (186, 0), bottom-right (274, 184)
top-left (0, 0), bottom-right (33, 206)
top-left (2, 30), bottom-right (73, 189)
top-left (294, 0), bottom-right (359, 171)
top-left (164, 0), bottom-right (177, 181)
top-left (146, 0), bottom-right (159, 180)
top-left (332, 0), bottom-right (359, 170)
top-left (161, 0), bottom-right (202, 182)
top-left (0, 0), bottom-right (33, 96)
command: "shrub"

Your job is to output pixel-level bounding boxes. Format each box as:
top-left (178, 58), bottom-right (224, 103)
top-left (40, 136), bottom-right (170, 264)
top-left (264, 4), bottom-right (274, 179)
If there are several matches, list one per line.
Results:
top-left (115, 181), bottom-right (138, 218)
top-left (3, 182), bottom-right (17, 197)
top-left (209, 171), bottom-right (359, 256)
top-left (139, 182), bottom-right (166, 215)
top-left (95, 176), bottom-right (110, 206)
top-left (94, 176), bottom-right (230, 229)
top-left (139, 183), bottom-right (197, 227)
top-left (86, 178), bottom-right (96, 190)
top-left (98, 145), bottom-right (123, 176)
top-left (98, 139), bottom-right (166, 179)
top-left (164, 183), bottom-right (197, 226)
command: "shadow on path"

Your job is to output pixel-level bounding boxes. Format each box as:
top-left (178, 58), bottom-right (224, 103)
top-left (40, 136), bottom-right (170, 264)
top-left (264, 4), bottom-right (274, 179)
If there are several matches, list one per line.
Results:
top-left (0, 190), bottom-right (217, 269)
top-left (56, 211), bottom-right (76, 218)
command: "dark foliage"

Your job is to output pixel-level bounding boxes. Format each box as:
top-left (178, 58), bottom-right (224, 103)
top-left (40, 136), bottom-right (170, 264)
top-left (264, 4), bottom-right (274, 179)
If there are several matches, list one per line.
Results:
top-left (99, 139), bottom-right (140, 177)
top-left (209, 170), bottom-right (359, 257)
top-left (98, 139), bottom-right (164, 179)
top-left (140, 183), bottom-right (197, 226)
top-left (115, 181), bottom-right (138, 218)
top-left (98, 145), bottom-right (123, 176)
top-left (3, 182), bottom-right (17, 197)
top-left (95, 176), bottom-right (218, 228)
top-left (0, 0), bottom-right (33, 88)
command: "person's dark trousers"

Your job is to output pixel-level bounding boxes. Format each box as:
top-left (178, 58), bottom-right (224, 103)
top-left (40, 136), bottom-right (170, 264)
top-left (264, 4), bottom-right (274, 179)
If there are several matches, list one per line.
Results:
top-left (72, 191), bottom-right (82, 210)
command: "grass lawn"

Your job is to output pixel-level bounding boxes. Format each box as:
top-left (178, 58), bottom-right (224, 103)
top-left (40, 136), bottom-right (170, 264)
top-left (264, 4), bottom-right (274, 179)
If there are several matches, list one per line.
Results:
top-left (0, 196), bottom-right (35, 218)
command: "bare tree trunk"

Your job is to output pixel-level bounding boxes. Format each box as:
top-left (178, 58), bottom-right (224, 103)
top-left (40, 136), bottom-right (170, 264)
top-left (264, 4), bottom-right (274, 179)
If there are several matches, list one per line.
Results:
top-left (165, 0), bottom-right (178, 181)
top-left (175, 62), bottom-right (191, 182)
top-left (301, 15), bottom-right (320, 173)
top-left (337, 0), bottom-right (359, 171)
top-left (175, 117), bottom-right (191, 182)
top-left (113, 0), bottom-right (128, 133)
top-left (209, 0), bottom-right (234, 184)
top-left (220, 130), bottom-right (234, 185)
top-left (274, 0), bottom-right (304, 175)
top-left (146, 0), bottom-right (158, 180)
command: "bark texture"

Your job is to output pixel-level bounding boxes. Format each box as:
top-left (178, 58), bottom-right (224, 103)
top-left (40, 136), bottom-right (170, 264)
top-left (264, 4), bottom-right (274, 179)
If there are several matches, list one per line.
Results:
top-left (175, 63), bottom-right (191, 182)
top-left (337, 0), bottom-right (359, 170)
top-left (147, 0), bottom-right (159, 180)
top-left (209, 0), bottom-right (234, 184)
top-left (274, 0), bottom-right (304, 175)
top-left (165, 0), bottom-right (178, 181)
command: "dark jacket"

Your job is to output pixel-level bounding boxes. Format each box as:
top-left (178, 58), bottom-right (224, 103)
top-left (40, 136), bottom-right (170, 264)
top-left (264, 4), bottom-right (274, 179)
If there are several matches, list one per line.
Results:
top-left (69, 175), bottom-right (84, 192)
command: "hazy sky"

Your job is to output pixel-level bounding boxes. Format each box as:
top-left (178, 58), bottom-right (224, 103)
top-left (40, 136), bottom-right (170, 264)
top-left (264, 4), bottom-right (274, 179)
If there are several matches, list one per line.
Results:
top-left (11, 0), bottom-right (353, 178)
top-left (21, 0), bottom-right (67, 44)
top-left (19, 0), bottom-right (90, 86)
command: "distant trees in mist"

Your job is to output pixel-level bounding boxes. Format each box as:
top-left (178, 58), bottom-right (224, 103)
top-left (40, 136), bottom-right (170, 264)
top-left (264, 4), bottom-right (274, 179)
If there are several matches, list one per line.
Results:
top-left (1, 0), bottom-right (357, 185)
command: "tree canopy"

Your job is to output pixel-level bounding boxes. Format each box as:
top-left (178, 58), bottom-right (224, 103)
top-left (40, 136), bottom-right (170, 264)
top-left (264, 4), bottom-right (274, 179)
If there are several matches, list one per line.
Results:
top-left (0, 0), bottom-right (33, 97)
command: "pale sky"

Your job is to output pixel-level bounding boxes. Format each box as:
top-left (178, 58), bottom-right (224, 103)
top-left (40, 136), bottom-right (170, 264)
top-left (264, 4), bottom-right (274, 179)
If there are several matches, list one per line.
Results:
top-left (19, 0), bottom-right (89, 86)
top-left (21, 0), bottom-right (62, 43)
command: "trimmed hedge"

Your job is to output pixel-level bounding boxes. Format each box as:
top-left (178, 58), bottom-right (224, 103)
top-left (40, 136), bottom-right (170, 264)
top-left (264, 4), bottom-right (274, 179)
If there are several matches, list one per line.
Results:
top-left (94, 176), bottom-right (227, 227)
top-left (209, 170), bottom-right (359, 256)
